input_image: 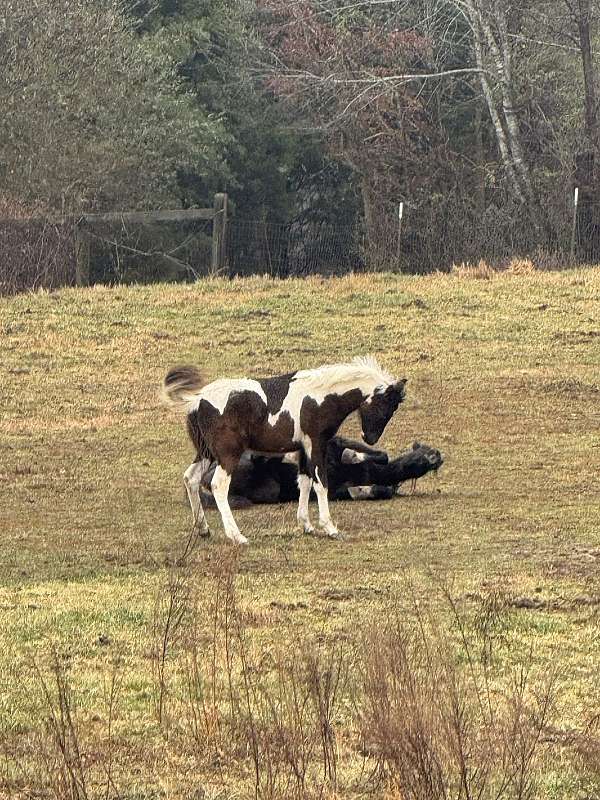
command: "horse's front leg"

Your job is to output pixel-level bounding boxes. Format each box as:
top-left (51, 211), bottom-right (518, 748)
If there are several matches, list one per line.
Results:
top-left (296, 451), bottom-right (314, 534)
top-left (211, 461), bottom-right (248, 545)
top-left (312, 443), bottom-right (343, 540)
top-left (183, 458), bottom-right (212, 537)
top-left (336, 439), bottom-right (389, 465)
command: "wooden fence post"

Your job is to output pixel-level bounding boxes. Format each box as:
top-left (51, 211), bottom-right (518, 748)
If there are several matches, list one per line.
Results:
top-left (211, 193), bottom-right (229, 275)
top-left (74, 220), bottom-right (90, 287)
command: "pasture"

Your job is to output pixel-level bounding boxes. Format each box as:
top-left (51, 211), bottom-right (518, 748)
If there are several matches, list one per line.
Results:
top-left (1, 269), bottom-right (600, 798)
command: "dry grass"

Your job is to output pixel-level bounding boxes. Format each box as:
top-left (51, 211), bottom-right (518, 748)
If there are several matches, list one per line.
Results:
top-left (1, 269), bottom-right (600, 797)
top-left (451, 257), bottom-right (539, 278)
top-left (451, 259), bottom-right (498, 279)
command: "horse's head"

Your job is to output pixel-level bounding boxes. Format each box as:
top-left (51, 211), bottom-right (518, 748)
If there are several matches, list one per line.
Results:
top-left (359, 379), bottom-right (407, 445)
top-left (411, 441), bottom-right (444, 471)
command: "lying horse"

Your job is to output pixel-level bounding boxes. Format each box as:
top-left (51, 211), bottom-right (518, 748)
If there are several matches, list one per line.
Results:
top-left (199, 437), bottom-right (444, 508)
top-left (324, 437), bottom-right (443, 499)
top-left (162, 356), bottom-right (406, 543)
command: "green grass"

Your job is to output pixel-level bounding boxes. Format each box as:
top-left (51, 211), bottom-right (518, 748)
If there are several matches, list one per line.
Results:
top-left (1, 269), bottom-right (600, 797)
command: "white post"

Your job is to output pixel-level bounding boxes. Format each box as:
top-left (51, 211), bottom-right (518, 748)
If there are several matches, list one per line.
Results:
top-left (396, 202), bottom-right (404, 264)
top-left (570, 186), bottom-right (579, 261)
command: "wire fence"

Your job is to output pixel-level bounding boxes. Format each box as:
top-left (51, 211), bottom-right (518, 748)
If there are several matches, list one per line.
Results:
top-left (0, 218), bottom-right (76, 295)
top-left (1, 195), bottom-right (599, 295)
top-left (227, 219), bottom-right (361, 277)
top-left (81, 216), bottom-right (214, 285)
top-left (226, 192), bottom-right (593, 276)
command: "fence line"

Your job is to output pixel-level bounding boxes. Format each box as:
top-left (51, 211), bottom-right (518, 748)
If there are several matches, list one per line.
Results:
top-left (1, 195), bottom-right (599, 294)
top-left (0, 218), bottom-right (76, 295)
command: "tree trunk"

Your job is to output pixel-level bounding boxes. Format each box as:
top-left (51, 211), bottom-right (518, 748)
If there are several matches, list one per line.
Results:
top-left (572, 0), bottom-right (599, 259)
top-left (577, 0), bottom-right (598, 146)
top-left (474, 2), bottom-right (534, 202)
top-left (492, 6), bottom-right (536, 202)
top-left (469, 12), bottom-right (524, 202)
top-left (474, 103), bottom-right (486, 214)
top-left (462, 0), bottom-right (553, 238)
top-left (360, 177), bottom-right (388, 268)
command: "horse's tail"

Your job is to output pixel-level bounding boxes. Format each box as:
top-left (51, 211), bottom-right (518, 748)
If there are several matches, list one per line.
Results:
top-left (161, 365), bottom-right (207, 413)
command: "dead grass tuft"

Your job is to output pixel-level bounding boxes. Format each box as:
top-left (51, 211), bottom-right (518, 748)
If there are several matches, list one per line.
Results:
top-left (451, 259), bottom-right (497, 279)
top-left (451, 256), bottom-right (540, 278)
top-left (506, 257), bottom-right (537, 275)
top-left (359, 591), bottom-right (557, 800)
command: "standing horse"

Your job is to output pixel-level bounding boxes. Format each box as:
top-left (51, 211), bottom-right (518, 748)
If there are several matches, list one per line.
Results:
top-left (162, 356), bottom-right (407, 544)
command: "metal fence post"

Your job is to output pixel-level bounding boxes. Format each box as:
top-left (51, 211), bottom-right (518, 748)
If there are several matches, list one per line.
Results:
top-left (570, 187), bottom-right (579, 261)
top-left (396, 202), bottom-right (404, 267)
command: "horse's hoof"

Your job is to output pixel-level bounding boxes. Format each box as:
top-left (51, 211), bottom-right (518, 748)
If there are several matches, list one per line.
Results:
top-left (227, 533), bottom-right (249, 546)
top-left (303, 525), bottom-right (315, 535)
top-left (328, 530), bottom-right (345, 541)
top-left (198, 528), bottom-right (211, 539)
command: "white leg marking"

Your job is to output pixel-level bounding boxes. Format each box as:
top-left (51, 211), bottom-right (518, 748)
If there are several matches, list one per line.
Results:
top-left (347, 485), bottom-right (373, 500)
top-left (341, 448), bottom-right (367, 465)
top-left (184, 459), bottom-right (211, 534)
top-left (314, 467), bottom-right (340, 538)
top-left (303, 437), bottom-right (313, 460)
top-left (297, 474), bottom-right (314, 534)
top-left (211, 466), bottom-right (248, 545)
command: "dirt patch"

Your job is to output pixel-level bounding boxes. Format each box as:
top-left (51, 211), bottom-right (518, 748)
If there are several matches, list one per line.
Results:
top-left (510, 375), bottom-right (599, 398)
top-left (319, 588), bottom-right (355, 602)
top-left (541, 378), bottom-right (599, 398)
top-left (510, 595), bottom-right (600, 610)
top-left (269, 600), bottom-right (309, 611)
top-left (463, 591), bottom-right (600, 612)
top-left (318, 586), bottom-right (385, 602)
top-left (546, 548), bottom-right (600, 580)
top-left (551, 329), bottom-right (600, 343)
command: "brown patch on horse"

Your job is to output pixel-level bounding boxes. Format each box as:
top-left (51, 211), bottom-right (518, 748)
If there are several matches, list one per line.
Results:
top-left (195, 392), bottom-right (298, 472)
top-left (300, 389), bottom-right (365, 442)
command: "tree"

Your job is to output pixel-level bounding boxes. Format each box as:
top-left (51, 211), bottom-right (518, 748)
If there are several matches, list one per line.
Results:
top-left (257, 0), bottom-right (448, 258)
top-left (0, 0), bottom-right (227, 214)
top-left (557, 0), bottom-right (600, 256)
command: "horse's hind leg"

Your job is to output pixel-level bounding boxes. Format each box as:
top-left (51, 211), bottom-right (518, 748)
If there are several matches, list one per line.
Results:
top-left (295, 450), bottom-right (315, 534)
top-left (211, 465), bottom-right (248, 545)
top-left (313, 470), bottom-right (341, 538)
top-left (297, 473), bottom-right (314, 534)
top-left (311, 447), bottom-right (341, 539)
top-left (184, 459), bottom-right (211, 537)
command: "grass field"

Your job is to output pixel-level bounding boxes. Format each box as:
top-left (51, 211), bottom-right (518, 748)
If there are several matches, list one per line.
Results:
top-left (1, 269), bottom-right (600, 798)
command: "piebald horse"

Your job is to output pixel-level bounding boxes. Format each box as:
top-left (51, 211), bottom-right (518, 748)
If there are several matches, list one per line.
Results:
top-left (162, 356), bottom-right (406, 544)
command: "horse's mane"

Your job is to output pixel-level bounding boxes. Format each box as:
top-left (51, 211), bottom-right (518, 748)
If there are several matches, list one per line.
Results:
top-left (293, 355), bottom-right (395, 393)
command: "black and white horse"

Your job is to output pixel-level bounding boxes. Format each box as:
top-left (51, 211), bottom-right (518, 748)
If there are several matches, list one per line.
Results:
top-left (162, 357), bottom-right (407, 544)
top-left (198, 437), bottom-right (444, 508)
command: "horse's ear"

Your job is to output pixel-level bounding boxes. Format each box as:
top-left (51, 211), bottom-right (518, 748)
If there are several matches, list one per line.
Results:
top-left (395, 378), bottom-right (407, 390)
